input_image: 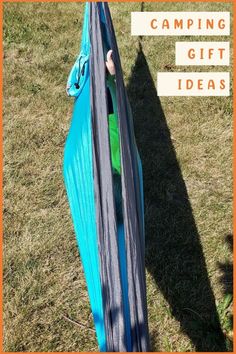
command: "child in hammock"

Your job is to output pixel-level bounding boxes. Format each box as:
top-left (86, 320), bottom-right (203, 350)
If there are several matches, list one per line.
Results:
top-left (106, 50), bottom-right (123, 223)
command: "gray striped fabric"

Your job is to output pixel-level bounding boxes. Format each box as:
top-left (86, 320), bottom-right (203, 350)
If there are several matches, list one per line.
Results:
top-left (90, 3), bottom-right (150, 351)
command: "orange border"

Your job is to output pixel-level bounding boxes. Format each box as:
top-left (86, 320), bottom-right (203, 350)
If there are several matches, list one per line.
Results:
top-left (233, 0), bottom-right (235, 353)
top-left (1, 0), bottom-right (234, 2)
top-left (0, 1), bottom-right (3, 353)
top-left (0, 1), bottom-right (234, 354)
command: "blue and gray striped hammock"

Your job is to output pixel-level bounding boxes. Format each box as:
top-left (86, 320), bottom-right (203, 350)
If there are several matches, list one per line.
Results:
top-left (63, 3), bottom-right (149, 351)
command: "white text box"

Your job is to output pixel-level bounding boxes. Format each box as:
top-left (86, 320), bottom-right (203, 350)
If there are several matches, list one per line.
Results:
top-left (157, 72), bottom-right (230, 96)
top-left (131, 12), bottom-right (230, 36)
top-left (176, 42), bottom-right (230, 65)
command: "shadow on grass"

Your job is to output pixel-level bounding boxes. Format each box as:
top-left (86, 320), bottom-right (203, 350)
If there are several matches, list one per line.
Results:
top-left (126, 44), bottom-right (227, 351)
top-left (218, 234), bottom-right (233, 351)
top-left (218, 234), bottom-right (233, 295)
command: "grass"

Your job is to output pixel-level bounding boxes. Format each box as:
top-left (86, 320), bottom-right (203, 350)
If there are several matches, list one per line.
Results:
top-left (3, 2), bottom-right (233, 352)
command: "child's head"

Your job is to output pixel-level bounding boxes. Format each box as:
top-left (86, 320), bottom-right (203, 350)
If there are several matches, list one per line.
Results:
top-left (106, 50), bottom-right (115, 76)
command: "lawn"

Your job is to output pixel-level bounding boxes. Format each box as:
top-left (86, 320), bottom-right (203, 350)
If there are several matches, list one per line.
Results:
top-left (3, 2), bottom-right (233, 352)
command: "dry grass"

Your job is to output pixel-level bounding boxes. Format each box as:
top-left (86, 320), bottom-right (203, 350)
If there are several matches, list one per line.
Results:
top-left (3, 2), bottom-right (233, 352)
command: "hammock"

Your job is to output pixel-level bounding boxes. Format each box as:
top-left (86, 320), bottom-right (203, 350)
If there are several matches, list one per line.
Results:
top-left (63, 3), bottom-right (149, 351)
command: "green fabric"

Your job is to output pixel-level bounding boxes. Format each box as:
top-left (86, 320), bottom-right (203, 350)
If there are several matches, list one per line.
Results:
top-left (108, 113), bottom-right (121, 174)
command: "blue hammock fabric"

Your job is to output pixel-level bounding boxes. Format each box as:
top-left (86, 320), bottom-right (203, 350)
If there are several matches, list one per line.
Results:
top-left (63, 3), bottom-right (149, 351)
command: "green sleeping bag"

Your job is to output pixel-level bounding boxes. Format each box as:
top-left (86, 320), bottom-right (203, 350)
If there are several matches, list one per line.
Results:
top-left (108, 112), bottom-right (121, 174)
